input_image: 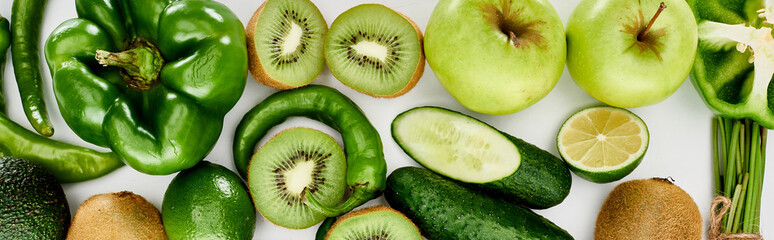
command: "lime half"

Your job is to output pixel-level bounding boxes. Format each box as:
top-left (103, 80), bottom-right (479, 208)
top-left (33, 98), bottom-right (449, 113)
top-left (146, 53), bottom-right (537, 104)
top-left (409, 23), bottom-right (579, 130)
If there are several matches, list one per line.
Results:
top-left (557, 106), bottom-right (648, 183)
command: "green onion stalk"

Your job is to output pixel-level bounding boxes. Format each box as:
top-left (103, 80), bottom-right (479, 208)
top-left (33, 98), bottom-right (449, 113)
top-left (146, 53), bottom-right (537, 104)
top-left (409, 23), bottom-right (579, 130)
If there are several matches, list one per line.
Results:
top-left (712, 117), bottom-right (766, 234)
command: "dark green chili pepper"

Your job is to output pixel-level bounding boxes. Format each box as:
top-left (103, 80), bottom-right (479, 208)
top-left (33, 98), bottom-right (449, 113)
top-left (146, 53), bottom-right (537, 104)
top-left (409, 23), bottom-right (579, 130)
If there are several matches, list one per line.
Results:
top-left (0, 112), bottom-right (123, 182)
top-left (11, 0), bottom-right (54, 136)
top-left (315, 217), bottom-right (336, 240)
top-left (0, 16), bottom-right (10, 113)
top-left (233, 85), bottom-right (386, 217)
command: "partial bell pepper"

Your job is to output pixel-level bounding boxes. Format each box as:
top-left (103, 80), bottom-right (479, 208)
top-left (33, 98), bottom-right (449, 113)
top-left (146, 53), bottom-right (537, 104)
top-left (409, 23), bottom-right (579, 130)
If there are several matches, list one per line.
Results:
top-left (689, 0), bottom-right (774, 129)
top-left (44, 0), bottom-right (247, 175)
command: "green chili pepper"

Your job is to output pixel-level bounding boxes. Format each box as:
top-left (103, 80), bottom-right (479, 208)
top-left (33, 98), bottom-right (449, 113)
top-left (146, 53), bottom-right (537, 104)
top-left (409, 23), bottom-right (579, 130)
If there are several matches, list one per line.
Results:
top-left (44, 0), bottom-right (247, 175)
top-left (234, 85), bottom-right (387, 217)
top-left (0, 16), bottom-right (10, 114)
top-left (315, 217), bottom-right (336, 240)
top-left (0, 112), bottom-right (123, 183)
top-left (11, 0), bottom-right (54, 137)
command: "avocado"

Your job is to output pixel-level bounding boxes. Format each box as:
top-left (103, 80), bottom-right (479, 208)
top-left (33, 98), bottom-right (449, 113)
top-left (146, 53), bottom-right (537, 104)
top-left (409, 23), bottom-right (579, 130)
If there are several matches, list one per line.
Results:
top-left (0, 157), bottom-right (70, 239)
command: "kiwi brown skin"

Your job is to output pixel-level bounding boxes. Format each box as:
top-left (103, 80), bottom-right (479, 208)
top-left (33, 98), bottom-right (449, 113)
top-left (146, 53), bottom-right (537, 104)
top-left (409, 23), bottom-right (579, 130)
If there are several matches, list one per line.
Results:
top-left (66, 191), bottom-right (167, 240)
top-left (383, 8), bottom-right (425, 98)
top-left (324, 205), bottom-right (420, 240)
top-left (595, 178), bottom-right (702, 240)
top-left (246, 1), bottom-right (293, 89)
top-left (326, 6), bottom-right (425, 98)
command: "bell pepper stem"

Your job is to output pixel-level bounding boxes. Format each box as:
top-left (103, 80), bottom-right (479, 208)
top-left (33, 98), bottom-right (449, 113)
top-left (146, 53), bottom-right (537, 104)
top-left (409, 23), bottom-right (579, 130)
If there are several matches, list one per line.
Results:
top-left (95, 38), bottom-right (164, 90)
top-left (304, 187), bottom-right (376, 217)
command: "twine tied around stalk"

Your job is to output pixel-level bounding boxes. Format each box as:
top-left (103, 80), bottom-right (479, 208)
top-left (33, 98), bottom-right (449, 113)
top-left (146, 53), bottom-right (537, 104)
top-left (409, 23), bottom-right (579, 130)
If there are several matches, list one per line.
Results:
top-left (710, 196), bottom-right (763, 240)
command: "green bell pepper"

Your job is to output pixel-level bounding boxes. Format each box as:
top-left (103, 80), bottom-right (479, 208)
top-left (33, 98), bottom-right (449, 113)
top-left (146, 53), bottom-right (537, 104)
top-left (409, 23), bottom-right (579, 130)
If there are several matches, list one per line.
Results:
top-left (44, 0), bottom-right (247, 175)
top-left (689, 0), bottom-right (774, 129)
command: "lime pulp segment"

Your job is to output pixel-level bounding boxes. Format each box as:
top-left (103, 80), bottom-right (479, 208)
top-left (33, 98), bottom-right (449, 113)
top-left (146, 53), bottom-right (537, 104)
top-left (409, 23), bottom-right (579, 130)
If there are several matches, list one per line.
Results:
top-left (557, 106), bottom-right (649, 183)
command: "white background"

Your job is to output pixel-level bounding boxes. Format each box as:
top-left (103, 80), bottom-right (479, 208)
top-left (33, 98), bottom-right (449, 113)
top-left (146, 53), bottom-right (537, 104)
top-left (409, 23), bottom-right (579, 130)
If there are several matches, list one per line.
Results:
top-left (1, 0), bottom-right (772, 239)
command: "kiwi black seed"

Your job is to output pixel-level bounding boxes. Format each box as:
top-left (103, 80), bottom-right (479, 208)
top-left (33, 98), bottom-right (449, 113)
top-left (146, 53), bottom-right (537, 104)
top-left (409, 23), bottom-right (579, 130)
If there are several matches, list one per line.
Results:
top-left (247, 0), bottom-right (327, 89)
top-left (324, 206), bottom-right (422, 240)
top-left (325, 4), bottom-right (424, 98)
top-left (248, 127), bottom-right (347, 229)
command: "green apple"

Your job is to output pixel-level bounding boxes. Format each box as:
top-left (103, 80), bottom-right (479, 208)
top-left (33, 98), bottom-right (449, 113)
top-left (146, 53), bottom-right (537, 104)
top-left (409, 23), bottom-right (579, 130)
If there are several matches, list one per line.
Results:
top-left (566, 0), bottom-right (697, 108)
top-left (424, 0), bottom-right (566, 115)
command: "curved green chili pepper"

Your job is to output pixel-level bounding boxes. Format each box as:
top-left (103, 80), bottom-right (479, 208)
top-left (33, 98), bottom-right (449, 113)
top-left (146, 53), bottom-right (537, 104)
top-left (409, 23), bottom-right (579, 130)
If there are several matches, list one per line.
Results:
top-left (11, 0), bottom-right (54, 136)
top-left (0, 16), bottom-right (10, 114)
top-left (233, 85), bottom-right (386, 217)
top-left (0, 112), bottom-right (123, 183)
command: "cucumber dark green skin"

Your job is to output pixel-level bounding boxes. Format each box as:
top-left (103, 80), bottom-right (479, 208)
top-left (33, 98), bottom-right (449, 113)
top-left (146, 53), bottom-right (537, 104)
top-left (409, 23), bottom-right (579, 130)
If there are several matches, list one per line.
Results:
top-left (482, 133), bottom-right (571, 209)
top-left (385, 167), bottom-right (573, 240)
top-left (392, 106), bottom-right (571, 209)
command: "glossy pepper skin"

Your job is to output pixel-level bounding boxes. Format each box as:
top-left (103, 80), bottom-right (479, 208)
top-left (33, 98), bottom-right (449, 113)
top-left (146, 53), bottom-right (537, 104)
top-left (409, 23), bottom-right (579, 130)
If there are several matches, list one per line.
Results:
top-left (1, 14), bottom-right (121, 183)
top-left (44, 0), bottom-right (247, 175)
top-left (0, 16), bottom-right (9, 113)
top-left (0, 112), bottom-right (124, 183)
top-left (688, 0), bottom-right (774, 128)
top-left (11, 0), bottom-right (54, 136)
top-left (234, 85), bottom-right (387, 217)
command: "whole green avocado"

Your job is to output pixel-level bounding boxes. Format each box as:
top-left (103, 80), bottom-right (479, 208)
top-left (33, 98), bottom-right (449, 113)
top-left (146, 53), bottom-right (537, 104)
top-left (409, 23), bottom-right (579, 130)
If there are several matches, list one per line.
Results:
top-left (0, 157), bottom-right (70, 239)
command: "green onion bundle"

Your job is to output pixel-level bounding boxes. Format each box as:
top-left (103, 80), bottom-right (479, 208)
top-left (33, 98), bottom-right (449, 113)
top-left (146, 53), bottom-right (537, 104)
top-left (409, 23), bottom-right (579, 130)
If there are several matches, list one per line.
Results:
top-left (713, 117), bottom-right (766, 233)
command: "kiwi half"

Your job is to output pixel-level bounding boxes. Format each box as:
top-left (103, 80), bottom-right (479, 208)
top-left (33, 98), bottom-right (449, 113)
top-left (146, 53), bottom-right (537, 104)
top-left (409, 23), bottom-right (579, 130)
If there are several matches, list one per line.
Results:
top-left (325, 4), bottom-right (424, 98)
top-left (248, 127), bottom-right (347, 229)
top-left (246, 0), bottom-right (327, 89)
top-left (66, 191), bottom-right (166, 240)
top-left (324, 205), bottom-right (422, 240)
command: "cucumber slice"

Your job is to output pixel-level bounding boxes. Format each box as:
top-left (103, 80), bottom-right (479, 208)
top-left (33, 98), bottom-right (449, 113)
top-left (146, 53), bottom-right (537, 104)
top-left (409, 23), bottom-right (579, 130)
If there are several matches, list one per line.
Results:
top-left (392, 107), bottom-right (520, 183)
top-left (391, 106), bottom-right (571, 209)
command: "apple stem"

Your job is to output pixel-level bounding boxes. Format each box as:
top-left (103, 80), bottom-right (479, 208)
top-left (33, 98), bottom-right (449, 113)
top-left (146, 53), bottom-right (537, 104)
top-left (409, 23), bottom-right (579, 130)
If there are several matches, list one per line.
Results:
top-left (638, 2), bottom-right (666, 41)
top-left (509, 31), bottom-right (520, 48)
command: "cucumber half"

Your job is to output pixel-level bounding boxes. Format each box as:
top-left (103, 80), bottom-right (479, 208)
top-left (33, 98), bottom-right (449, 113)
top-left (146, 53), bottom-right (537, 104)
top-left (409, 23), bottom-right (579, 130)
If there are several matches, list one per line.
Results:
top-left (391, 106), bottom-right (571, 209)
top-left (392, 107), bottom-right (520, 182)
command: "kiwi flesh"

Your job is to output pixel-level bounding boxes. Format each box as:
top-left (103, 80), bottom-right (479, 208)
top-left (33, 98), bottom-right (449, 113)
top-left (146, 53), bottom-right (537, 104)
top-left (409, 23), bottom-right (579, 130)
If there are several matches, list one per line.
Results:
top-left (246, 0), bottom-right (328, 89)
top-left (66, 191), bottom-right (167, 240)
top-left (595, 178), bottom-right (702, 240)
top-left (248, 127), bottom-right (347, 229)
top-left (324, 205), bottom-right (422, 240)
top-left (325, 4), bottom-right (424, 98)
